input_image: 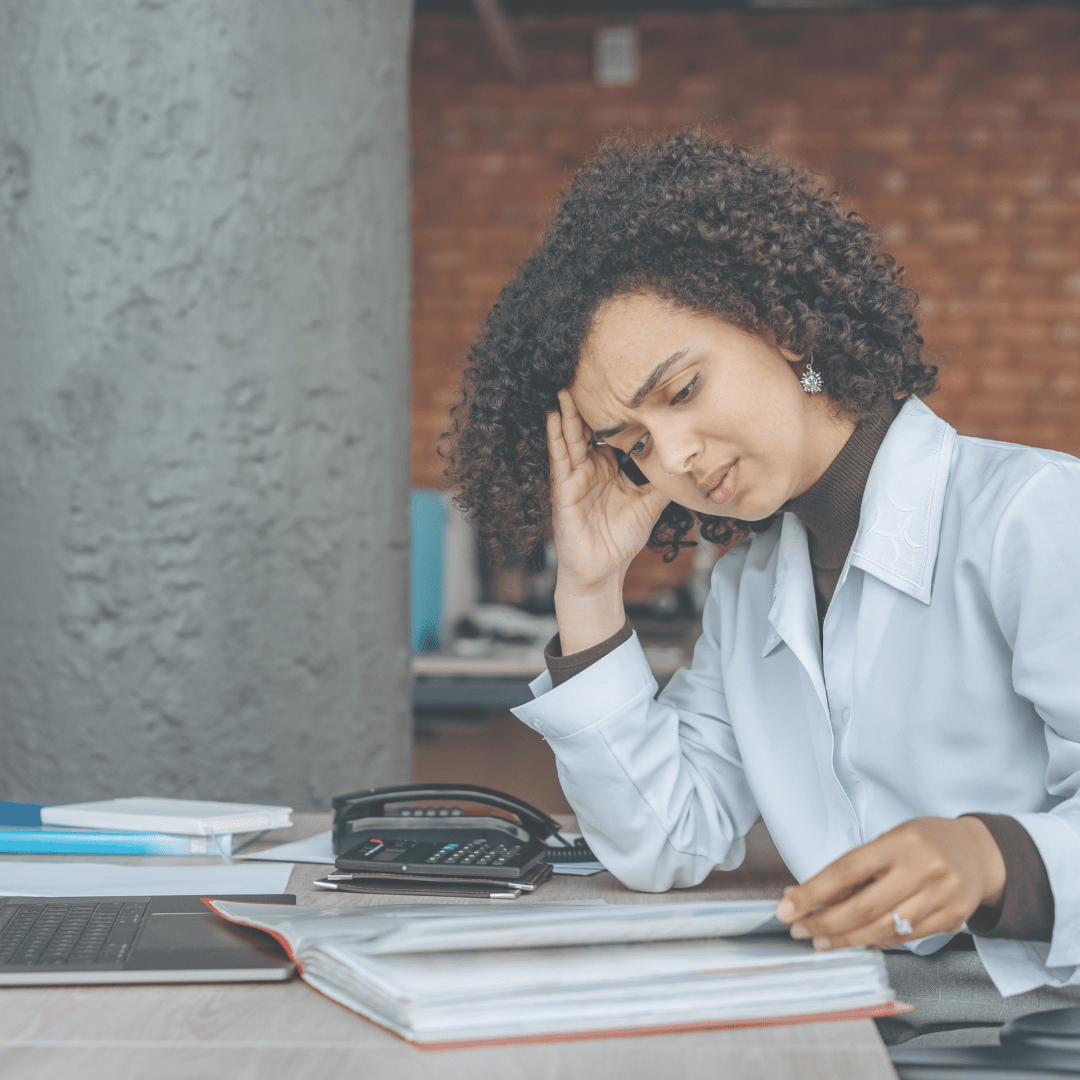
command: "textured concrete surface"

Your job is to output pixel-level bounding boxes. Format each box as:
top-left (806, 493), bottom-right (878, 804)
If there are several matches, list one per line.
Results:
top-left (0, 1), bottom-right (412, 808)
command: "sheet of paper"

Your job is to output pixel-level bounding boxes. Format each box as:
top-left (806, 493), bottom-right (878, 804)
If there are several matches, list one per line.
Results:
top-left (352, 899), bottom-right (785, 954)
top-left (211, 897), bottom-right (784, 956)
top-left (0, 860), bottom-right (294, 897)
top-left (239, 830), bottom-right (336, 865)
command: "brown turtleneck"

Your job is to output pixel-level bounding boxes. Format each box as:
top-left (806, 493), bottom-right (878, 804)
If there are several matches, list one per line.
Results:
top-left (781, 397), bottom-right (897, 623)
top-left (544, 397), bottom-right (1054, 943)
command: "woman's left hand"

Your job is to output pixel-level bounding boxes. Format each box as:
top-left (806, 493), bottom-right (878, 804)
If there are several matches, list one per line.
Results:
top-left (775, 816), bottom-right (1006, 950)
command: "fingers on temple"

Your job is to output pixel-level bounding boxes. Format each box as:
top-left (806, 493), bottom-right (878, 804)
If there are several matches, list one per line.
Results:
top-left (557, 389), bottom-right (590, 468)
top-left (547, 409), bottom-right (571, 480)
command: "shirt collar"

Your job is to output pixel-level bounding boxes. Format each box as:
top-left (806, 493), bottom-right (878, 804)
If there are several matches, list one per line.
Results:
top-left (847, 396), bottom-right (956, 605)
top-left (782, 397), bottom-right (898, 571)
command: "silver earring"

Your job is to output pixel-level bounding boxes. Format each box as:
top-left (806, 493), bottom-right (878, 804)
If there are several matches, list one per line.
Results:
top-left (800, 353), bottom-right (823, 394)
top-left (666, 472), bottom-right (675, 477)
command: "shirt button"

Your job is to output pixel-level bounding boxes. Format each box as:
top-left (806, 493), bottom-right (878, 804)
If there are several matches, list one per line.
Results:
top-left (842, 708), bottom-right (851, 722)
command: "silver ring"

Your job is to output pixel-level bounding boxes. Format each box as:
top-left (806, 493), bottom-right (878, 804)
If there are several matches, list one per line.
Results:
top-left (892, 911), bottom-right (914, 936)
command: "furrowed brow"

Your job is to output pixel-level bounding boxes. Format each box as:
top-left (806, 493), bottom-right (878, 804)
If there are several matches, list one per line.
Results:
top-left (629, 348), bottom-right (689, 408)
top-left (591, 421), bottom-right (627, 441)
top-left (590, 347), bottom-right (692, 440)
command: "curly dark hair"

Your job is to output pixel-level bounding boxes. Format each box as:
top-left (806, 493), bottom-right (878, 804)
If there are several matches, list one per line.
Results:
top-left (443, 131), bottom-right (936, 562)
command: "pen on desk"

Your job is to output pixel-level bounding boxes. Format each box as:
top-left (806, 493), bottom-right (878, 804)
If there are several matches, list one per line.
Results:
top-left (324, 872), bottom-right (538, 891)
top-left (314, 879), bottom-right (521, 899)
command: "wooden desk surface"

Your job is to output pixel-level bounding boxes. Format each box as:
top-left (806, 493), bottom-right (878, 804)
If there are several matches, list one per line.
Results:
top-left (0, 814), bottom-right (897, 1080)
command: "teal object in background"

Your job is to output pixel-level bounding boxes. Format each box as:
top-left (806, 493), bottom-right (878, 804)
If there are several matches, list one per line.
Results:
top-left (411, 490), bottom-right (446, 653)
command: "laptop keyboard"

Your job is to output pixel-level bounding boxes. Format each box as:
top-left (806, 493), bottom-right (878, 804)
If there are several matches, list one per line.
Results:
top-left (0, 901), bottom-right (148, 967)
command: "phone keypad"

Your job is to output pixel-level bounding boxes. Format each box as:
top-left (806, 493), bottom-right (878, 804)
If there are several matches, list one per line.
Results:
top-left (426, 839), bottom-right (521, 866)
top-left (336, 830), bottom-right (547, 880)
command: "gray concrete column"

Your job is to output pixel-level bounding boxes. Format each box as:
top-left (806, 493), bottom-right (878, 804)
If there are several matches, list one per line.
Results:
top-left (0, 1), bottom-right (412, 809)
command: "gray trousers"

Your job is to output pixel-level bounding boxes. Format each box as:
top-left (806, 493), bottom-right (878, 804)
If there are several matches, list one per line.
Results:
top-left (878, 944), bottom-right (1080, 1049)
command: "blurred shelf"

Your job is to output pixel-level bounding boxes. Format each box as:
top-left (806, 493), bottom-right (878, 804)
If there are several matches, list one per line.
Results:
top-left (412, 637), bottom-right (694, 715)
top-left (412, 653), bottom-right (545, 679)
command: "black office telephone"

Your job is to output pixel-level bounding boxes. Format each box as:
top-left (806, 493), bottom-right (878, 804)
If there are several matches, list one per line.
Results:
top-left (331, 783), bottom-right (596, 881)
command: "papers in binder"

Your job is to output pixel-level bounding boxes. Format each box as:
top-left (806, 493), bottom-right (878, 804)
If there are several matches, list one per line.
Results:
top-left (209, 898), bottom-right (904, 1047)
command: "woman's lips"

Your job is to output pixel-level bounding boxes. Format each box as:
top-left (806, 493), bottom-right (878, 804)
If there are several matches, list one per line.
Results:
top-left (706, 462), bottom-right (738, 506)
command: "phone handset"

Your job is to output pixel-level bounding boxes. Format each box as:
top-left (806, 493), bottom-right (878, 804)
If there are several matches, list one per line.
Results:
top-left (331, 783), bottom-right (566, 855)
top-left (615, 448), bottom-right (650, 486)
top-left (332, 782), bottom-right (598, 865)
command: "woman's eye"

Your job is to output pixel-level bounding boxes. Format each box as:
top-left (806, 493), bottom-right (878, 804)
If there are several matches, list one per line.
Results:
top-left (670, 376), bottom-right (697, 405)
top-left (629, 433), bottom-right (650, 457)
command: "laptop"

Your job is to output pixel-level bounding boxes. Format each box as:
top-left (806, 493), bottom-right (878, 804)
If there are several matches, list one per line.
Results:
top-left (0, 894), bottom-right (296, 985)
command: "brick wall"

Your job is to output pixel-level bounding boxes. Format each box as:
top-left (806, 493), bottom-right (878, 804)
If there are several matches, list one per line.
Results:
top-left (411, 7), bottom-right (1080, 600)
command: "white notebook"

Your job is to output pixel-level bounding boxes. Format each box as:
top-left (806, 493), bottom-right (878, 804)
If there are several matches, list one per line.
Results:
top-left (40, 797), bottom-right (293, 837)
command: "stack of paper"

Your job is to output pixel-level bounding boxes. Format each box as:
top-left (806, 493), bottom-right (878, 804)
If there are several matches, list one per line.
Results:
top-left (1, 798), bottom-right (292, 859)
top-left (40, 798), bottom-right (293, 836)
top-left (209, 898), bottom-right (904, 1048)
top-left (0, 860), bottom-right (295, 897)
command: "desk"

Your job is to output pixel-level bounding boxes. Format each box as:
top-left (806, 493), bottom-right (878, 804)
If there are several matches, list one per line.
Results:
top-left (0, 815), bottom-right (897, 1080)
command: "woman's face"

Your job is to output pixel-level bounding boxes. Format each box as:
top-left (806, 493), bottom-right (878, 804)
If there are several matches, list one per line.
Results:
top-left (570, 292), bottom-right (855, 521)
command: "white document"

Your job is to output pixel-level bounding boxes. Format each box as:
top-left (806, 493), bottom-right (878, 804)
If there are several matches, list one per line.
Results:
top-left (0, 860), bottom-right (294, 897)
top-left (212, 898), bottom-right (785, 954)
top-left (240, 831), bottom-right (337, 865)
top-left (41, 797), bottom-right (294, 837)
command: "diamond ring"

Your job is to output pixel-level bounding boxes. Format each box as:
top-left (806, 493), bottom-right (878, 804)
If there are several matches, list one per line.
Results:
top-left (892, 911), bottom-right (914, 936)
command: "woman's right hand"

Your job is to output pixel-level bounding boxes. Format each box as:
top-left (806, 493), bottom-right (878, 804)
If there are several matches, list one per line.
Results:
top-left (547, 390), bottom-right (670, 651)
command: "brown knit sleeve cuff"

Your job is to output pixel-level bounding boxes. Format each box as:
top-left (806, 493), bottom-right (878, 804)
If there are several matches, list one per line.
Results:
top-left (545, 618), bottom-right (633, 688)
top-left (963, 813), bottom-right (1055, 943)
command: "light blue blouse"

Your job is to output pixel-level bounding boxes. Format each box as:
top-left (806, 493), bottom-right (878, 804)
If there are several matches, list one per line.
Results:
top-left (513, 397), bottom-right (1080, 997)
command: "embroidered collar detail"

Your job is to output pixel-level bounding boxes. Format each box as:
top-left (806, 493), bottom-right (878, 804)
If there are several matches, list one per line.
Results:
top-left (848, 396), bottom-right (956, 605)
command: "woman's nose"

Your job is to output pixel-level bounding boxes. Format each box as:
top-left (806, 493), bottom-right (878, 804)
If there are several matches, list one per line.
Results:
top-left (652, 423), bottom-right (699, 477)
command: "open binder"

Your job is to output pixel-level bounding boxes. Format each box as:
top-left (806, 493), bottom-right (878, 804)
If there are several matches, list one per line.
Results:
top-left (207, 897), bottom-right (909, 1049)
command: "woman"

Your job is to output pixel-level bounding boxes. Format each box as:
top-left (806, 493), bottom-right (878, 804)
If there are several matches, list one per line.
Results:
top-left (444, 132), bottom-right (1080, 1045)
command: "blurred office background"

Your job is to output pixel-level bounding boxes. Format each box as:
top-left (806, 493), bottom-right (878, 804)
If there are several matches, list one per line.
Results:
top-left (409, 0), bottom-right (1080, 812)
top-left (0, 1), bottom-right (1076, 813)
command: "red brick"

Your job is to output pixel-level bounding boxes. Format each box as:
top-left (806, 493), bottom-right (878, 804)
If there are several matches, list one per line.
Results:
top-left (1024, 249), bottom-right (1080, 271)
top-left (930, 324), bottom-right (978, 347)
top-left (924, 221), bottom-right (983, 244)
top-left (977, 370), bottom-right (1047, 394)
top-left (1017, 299), bottom-right (1080, 320)
top-left (946, 298), bottom-right (1011, 318)
top-left (412, 7), bottom-right (1080, 585)
top-left (1028, 200), bottom-right (1080, 222)
top-left (962, 394), bottom-right (1032, 422)
top-left (983, 323), bottom-right (1052, 346)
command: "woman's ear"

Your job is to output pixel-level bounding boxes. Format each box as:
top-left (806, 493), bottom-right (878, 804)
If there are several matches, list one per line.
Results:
top-left (779, 346), bottom-right (802, 364)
